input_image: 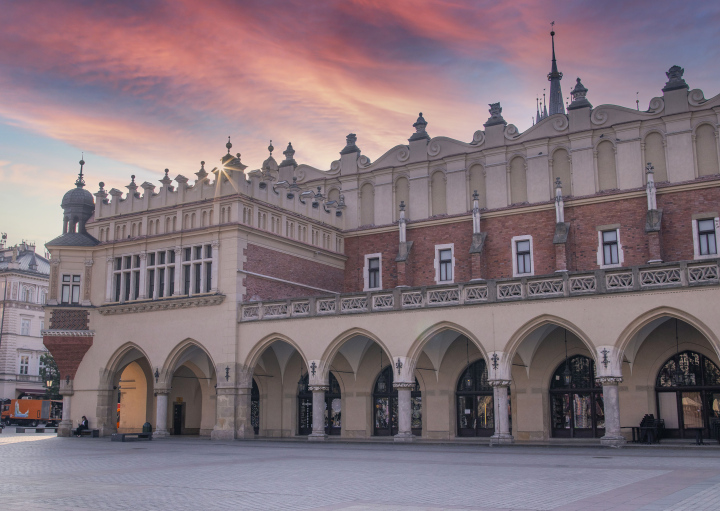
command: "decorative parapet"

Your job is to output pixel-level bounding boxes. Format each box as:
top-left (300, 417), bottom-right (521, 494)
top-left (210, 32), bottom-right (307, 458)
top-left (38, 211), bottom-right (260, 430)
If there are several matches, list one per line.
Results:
top-left (238, 260), bottom-right (720, 322)
top-left (98, 293), bottom-right (224, 315)
top-left (42, 329), bottom-right (96, 337)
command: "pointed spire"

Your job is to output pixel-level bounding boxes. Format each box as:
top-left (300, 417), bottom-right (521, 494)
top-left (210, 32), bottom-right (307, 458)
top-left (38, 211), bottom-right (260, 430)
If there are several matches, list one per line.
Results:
top-left (547, 23), bottom-right (565, 116)
top-left (75, 154), bottom-right (86, 188)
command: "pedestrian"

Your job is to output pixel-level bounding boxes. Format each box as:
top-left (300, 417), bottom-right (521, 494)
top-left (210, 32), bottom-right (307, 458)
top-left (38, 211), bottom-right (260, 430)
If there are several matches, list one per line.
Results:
top-left (76, 416), bottom-right (89, 437)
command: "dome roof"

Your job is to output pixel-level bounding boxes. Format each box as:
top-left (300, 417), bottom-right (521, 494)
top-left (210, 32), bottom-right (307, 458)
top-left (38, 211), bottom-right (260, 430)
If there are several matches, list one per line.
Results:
top-left (62, 186), bottom-right (94, 209)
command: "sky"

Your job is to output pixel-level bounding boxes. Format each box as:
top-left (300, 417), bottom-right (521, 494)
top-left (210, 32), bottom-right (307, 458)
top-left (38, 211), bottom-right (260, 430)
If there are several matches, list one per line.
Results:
top-left (1, 0), bottom-right (719, 249)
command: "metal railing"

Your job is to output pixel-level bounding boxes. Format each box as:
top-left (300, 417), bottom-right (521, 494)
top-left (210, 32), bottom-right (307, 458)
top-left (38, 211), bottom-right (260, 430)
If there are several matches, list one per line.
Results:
top-left (239, 259), bottom-right (720, 322)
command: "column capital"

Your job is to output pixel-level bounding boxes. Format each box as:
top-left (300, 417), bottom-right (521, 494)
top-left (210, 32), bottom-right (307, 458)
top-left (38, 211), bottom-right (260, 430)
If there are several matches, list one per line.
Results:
top-left (106, 256), bottom-right (115, 263)
top-left (596, 376), bottom-right (622, 385)
top-left (84, 259), bottom-right (94, 267)
top-left (211, 239), bottom-right (220, 248)
top-left (308, 385), bottom-right (329, 392)
top-left (488, 379), bottom-right (512, 388)
top-left (139, 251), bottom-right (147, 260)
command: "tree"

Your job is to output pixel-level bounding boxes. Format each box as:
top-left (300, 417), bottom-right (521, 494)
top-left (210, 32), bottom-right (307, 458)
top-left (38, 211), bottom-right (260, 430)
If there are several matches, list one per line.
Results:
top-left (40, 352), bottom-right (60, 400)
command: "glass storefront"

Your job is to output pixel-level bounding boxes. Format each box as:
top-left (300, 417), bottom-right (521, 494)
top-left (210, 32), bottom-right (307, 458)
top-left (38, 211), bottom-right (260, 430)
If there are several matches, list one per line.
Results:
top-left (297, 372), bottom-right (342, 435)
top-left (373, 365), bottom-right (421, 436)
top-left (549, 355), bottom-right (605, 438)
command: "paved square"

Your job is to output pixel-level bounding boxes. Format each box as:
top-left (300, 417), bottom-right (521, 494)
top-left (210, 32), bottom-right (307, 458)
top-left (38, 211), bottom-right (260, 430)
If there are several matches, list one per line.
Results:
top-left (1, 431), bottom-right (719, 510)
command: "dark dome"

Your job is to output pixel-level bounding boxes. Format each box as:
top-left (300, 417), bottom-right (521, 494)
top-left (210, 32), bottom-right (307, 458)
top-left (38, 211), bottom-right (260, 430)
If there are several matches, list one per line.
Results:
top-left (62, 186), bottom-right (95, 209)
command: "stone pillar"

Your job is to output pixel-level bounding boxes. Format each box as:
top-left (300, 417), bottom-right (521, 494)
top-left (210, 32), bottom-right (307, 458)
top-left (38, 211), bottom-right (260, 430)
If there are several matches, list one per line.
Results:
top-left (394, 383), bottom-right (414, 442)
top-left (598, 377), bottom-right (626, 447)
top-left (105, 256), bottom-right (114, 302)
top-left (154, 389), bottom-right (170, 438)
top-left (58, 380), bottom-right (73, 437)
top-left (173, 247), bottom-right (183, 296)
top-left (308, 385), bottom-right (328, 441)
top-left (210, 240), bottom-right (220, 293)
top-left (489, 380), bottom-right (513, 445)
top-left (211, 386), bottom-right (237, 441)
top-left (138, 251), bottom-right (147, 299)
top-left (235, 385), bottom-right (254, 439)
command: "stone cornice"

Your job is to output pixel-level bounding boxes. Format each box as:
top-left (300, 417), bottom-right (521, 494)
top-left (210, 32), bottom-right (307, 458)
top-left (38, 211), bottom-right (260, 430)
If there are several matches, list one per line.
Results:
top-left (42, 329), bottom-right (95, 337)
top-left (97, 294), bottom-right (225, 316)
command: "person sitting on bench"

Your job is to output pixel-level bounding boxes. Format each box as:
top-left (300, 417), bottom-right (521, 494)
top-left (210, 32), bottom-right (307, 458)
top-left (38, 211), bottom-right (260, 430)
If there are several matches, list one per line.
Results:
top-left (76, 416), bottom-right (89, 437)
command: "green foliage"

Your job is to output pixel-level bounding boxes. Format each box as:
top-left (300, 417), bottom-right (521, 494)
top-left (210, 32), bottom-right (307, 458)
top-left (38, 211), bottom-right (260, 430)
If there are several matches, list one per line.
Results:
top-left (40, 352), bottom-right (60, 400)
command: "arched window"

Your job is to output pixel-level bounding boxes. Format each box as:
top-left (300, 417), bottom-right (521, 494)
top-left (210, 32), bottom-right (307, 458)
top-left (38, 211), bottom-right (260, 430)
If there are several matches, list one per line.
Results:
top-left (251, 378), bottom-right (259, 435)
top-left (597, 140), bottom-right (617, 191)
top-left (509, 157), bottom-right (527, 204)
top-left (468, 164), bottom-right (486, 209)
top-left (395, 177), bottom-right (410, 221)
top-left (644, 132), bottom-right (668, 182)
top-left (297, 372), bottom-right (342, 436)
top-left (550, 355), bottom-right (605, 438)
top-left (456, 359), bottom-right (496, 437)
top-left (430, 171), bottom-right (446, 216)
top-left (373, 365), bottom-right (421, 436)
top-left (360, 183), bottom-right (374, 226)
top-left (552, 149), bottom-right (573, 196)
top-left (696, 124), bottom-right (720, 177)
top-left (656, 350), bottom-right (720, 438)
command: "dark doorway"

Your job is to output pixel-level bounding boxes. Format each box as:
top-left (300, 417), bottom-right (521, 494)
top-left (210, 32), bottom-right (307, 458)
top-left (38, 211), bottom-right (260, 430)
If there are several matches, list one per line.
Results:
top-left (173, 403), bottom-right (184, 435)
top-left (457, 359), bottom-right (495, 437)
top-left (297, 372), bottom-right (342, 435)
top-left (373, 365), bottom-right (421, 436)
top-left (550, 355), bottom-right (605, 438)
top-left (251, 379), bottom-right (259, 435)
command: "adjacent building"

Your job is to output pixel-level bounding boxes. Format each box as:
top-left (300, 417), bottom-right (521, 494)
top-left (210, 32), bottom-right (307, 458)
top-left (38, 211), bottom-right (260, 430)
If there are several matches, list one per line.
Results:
top-left (43, 38), bottom-right (720, 444)
top-left (0, 240), bottom-right (50, 400)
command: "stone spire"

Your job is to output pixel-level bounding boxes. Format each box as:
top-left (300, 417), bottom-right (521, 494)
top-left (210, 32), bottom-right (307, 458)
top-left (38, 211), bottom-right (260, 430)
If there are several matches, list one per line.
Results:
top-left (547, 23), bottom-right (565, 116)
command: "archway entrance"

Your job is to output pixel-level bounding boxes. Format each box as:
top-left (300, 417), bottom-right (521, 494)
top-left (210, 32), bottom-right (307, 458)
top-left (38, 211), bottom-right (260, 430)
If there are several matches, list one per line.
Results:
top-left (297, 372), bottom-right (342, 435)
top-left (117, 360), bottom-right (153, 433)
top-left (372, 365), bottom-right (421, 436)
top-left (550, 355), bottom-right (605, 438)
top-left (656, 350), bottom-right (720, 438)
top-left (456, 359), bottom-right (495, 437)
top-left (167, 344), bottom-right (216, 436)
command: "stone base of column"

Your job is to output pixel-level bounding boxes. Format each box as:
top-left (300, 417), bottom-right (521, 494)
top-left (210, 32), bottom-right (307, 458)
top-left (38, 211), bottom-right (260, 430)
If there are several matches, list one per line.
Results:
top-left (600, 435), bottom-right (627, 447)
top-left (153, 429), bottom-right (170, 439)
top-left (58, 421), bottom-right (73, 437)
top-left (394, 432), bottom-right (414, 442)
top-left (210, 428), bottom-right (235, 441)
top-left (308, 432), bottom-right (327, 442)
top-left (489, 434), bottom-right (514, 445)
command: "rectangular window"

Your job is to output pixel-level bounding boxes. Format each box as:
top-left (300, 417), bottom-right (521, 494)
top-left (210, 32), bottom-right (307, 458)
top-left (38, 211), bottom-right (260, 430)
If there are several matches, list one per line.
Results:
top-left (149, 253), bottom-right (156, 266)
top-left (368, 258), bottom-right (380, 289)
top-left (124, 256), bottom-right (131, 269)
top-left (123, 272), bottom-right (131, 302)
top-left (184, 248), bottom-right (192, 262)
top-left (205, 244), bottom-right (212, 258)
top-left (134, 255), bottom-right (140, 268)
top-left (21, 319), bottom-right (30, 336)
top-left (148, 269), bottom-right (155, 298)
top-left (194, 263), bottom-right (202, 294)
top-left (115, 257), bottom-right (122, 271)
top-left (159, 251), bottom-right (166, 265)
top-left (169, 250), bottom-right (176, 264)
top-left (698, 219), bottom-right (717, 256)
top-left (158, 268), bottom-right (165, 298)
top-left (169, 267), bottom-right (175, 296)
top-left (516, 240), bottom-right (532, 274)
top-left (183, 265), bottom-right (191, 295)
top-left (205, 262), bottom-right (212, 293)
top-left (439, 249), bottom-right (452, 282)
top-left (40, 321), bottom-right (44, 332)
top-left (19, 356), bottom-right (29, 375)
top-left (133, 271), bottom-right (140, 300)
top-left (61, 275), bottom-right (71, 304)
top-left (602, 230), bottom-right (619, 265)
top-left (195, 246), bottom-right (202, 260)
top-left (115, 274), bottom-right (121, 302)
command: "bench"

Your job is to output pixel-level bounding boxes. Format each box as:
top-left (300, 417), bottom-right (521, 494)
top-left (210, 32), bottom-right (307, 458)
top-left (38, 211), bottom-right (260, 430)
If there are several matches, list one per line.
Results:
top-left (111, 432), bottom-right (153, 442)
top-left (16, 427), bottom-right (27, 433)
top-left (631, 414), bottom-right (664, 444)
top-left (35, 428), bottom-right (58, 434)
top-left (71, 428), bottom-right (99, 438)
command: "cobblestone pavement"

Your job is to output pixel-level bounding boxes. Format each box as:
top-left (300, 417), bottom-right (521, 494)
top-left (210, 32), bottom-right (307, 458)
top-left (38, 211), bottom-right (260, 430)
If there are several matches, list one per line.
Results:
top-left (1, 430), bottom-right (719, 510)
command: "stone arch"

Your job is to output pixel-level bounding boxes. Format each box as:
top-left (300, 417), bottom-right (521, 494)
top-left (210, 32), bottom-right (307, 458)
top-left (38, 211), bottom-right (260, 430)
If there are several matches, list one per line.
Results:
top-left (550, 147), bottom-right (573, 197)
top-left (596, 139), bottom-right (618, 191)
top-left (320, 327), bottom-right (392, 383)
top-left (468, 163), bottom-right (486, 209)
top-left (360, 182), bottom-right (375, 226)
top-left (243, 332), bottom-right (309, 378)
top-left (103, 342), bottom-right (154, 387)
top-left (430, 169), bottom-right (447, 216)
top-left (406, 321), bottom-right (488, 376)
top-left (643, 129), bottom-right (668, 182)
top-left (394, 175), bottom-right (410, 221)
top-left (694, 122), bottom-right (720, 177)
top-left (509, 155), bottom-right (527, 204)
top-left (504, 314), bottom-right (597, 376)
top-left (160, 338), bottom-right (216, 386)
top-left (615, 306), bottom-right (720, 369)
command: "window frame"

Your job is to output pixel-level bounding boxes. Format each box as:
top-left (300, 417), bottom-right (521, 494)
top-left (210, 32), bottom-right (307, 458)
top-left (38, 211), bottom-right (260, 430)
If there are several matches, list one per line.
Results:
top-left (363, 253), bottom-right (383, 291)
top-left (61, 274), bottom-right (81, 305)
top-left (20, 318), bottom-right (31, 336)
top-left (511, 235), bottom-right (534, 277)
top-left (19, 355), bottom-right (29, 375)
top-left (434, 244), bottom-right (455, 284)
top-left (692, 216), bottom-right (720, 260)
top-left (596, 226), bottom-right (623, 269)
top-left (601, 230), bottom-right (620, 266)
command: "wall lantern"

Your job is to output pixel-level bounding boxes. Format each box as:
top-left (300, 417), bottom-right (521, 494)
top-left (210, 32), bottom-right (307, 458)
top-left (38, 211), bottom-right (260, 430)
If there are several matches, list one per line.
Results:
top-left (154, 368), bottom-right (160, 384)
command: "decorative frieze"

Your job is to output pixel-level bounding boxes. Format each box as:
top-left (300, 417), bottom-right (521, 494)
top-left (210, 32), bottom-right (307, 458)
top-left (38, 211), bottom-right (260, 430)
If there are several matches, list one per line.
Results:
top-left (98, 293), bottom-right (224, 315)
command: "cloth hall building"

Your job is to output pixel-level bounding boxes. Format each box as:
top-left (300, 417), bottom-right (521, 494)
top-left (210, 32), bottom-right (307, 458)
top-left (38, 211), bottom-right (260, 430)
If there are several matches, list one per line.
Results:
top-left (43, 58), bottom-right (720, 446)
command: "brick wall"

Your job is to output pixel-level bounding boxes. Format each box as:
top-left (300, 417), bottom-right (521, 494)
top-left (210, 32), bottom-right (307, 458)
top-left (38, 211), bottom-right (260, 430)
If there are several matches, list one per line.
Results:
top-left (340, 186), bottom-right (720, 293)
top-left (49, 309), bottom-right (90, 330)
top-left (43, 335), bottom-right (93, 380)
top-left (243, 244), bottom-right (344, 301)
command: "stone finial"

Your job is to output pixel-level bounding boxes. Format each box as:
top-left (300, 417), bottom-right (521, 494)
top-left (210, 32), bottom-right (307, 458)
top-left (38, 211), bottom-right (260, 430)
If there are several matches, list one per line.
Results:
top-left (662, 65), bottom-right (688, 92)
top-left (483, 102), bottom-right (507, 127)
top-left (195, 161), bottom-right (208, 182)
top-left (226, 136), bottom-right (232, 154)
top-left (98, 182), bottom-right (105, 193)
top-left (160, 168), bottom-right (173, 187)
top-left (409, 112), bottom-right (430, 142)
top-left (75, 155), bottom-right (86, 188)
top-left (340, 133), bottom-right (361, 155)
top-left (279, 142), bottom-right (297, 168)
top-left (568, 77), bottom-right (592, 110)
